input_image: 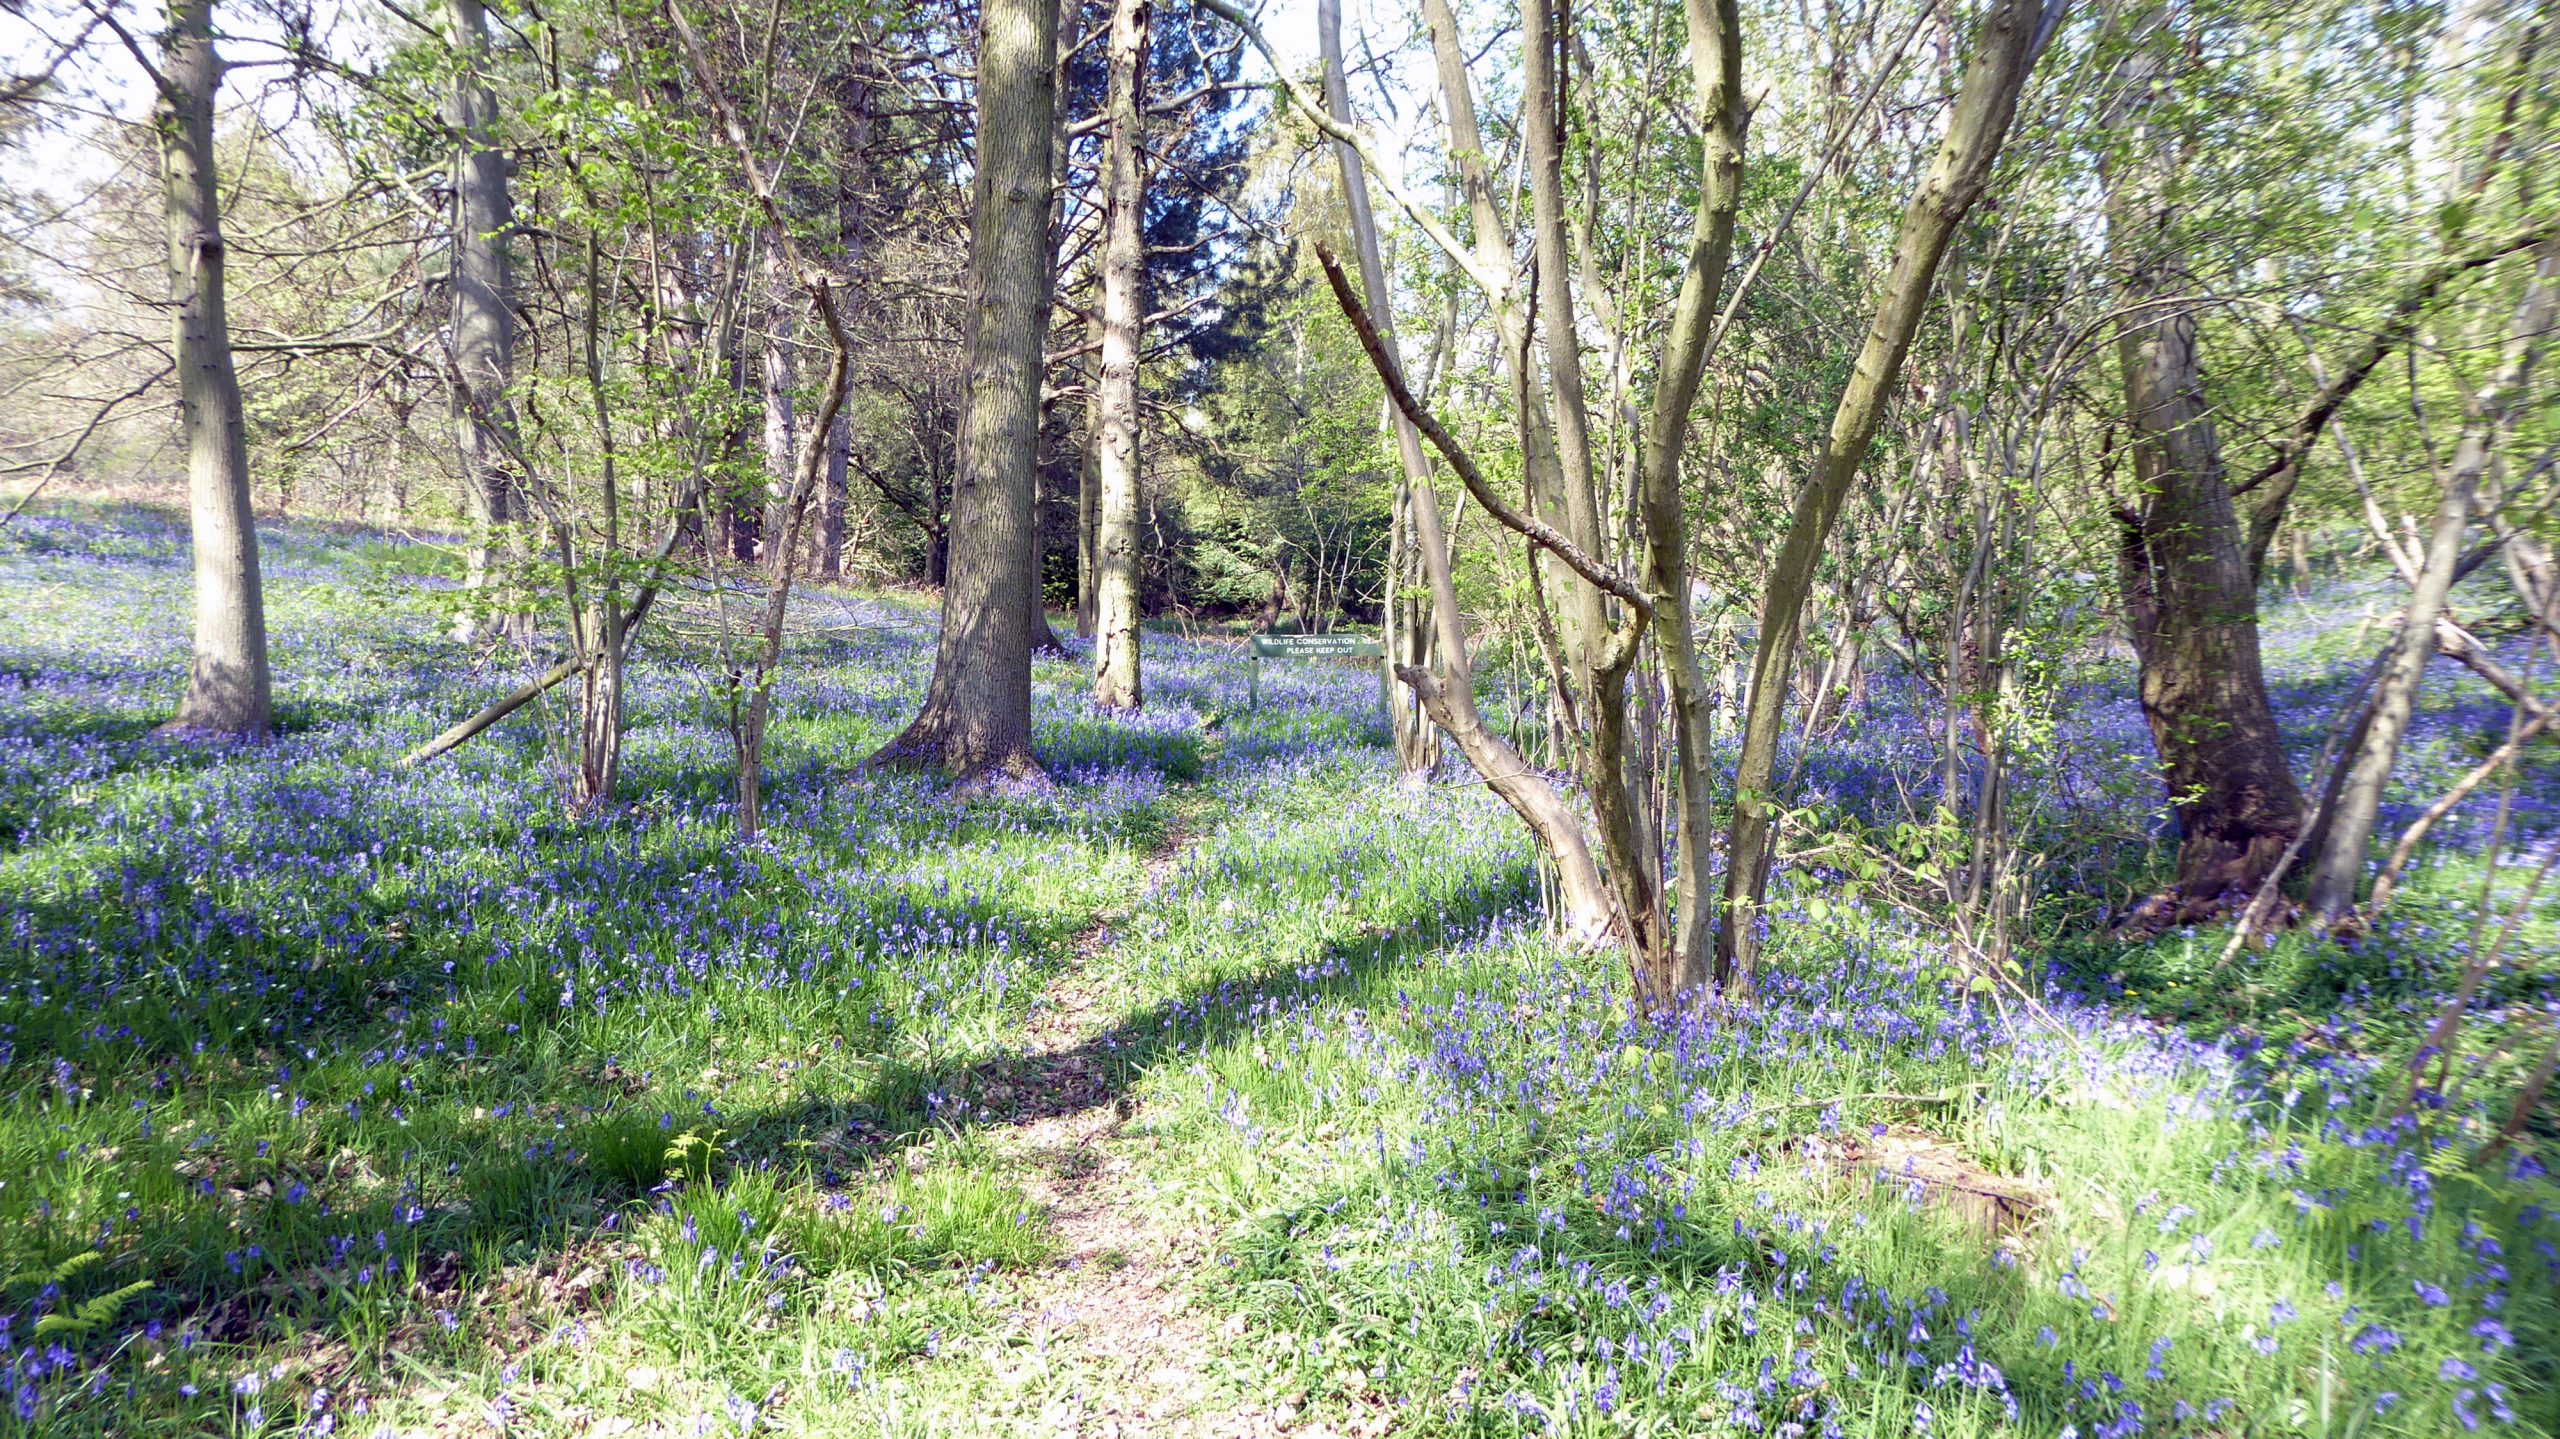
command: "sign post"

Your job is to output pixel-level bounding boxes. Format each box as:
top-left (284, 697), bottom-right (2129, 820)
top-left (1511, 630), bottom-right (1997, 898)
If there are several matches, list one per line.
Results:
top-left (1247, 632), bottom-right (1385, 709)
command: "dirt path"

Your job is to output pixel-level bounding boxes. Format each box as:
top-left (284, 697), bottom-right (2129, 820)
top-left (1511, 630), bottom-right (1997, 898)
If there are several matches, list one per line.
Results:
top-left (966, 821), bottom-right (1300, 1439)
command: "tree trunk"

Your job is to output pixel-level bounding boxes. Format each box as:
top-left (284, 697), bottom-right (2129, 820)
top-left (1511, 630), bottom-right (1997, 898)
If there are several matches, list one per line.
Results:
top-left (759, 243), bottom-right (799, 568)
top-left (1635, 0), bottom-right (1744, 996)
top-left (447, 0), bottom-right (520, 642)
top-left (158, 0), bottom-right (272, 739)
top-left (2304, 244), bottom-right (2557, 922)
top-left (719, 247), bottom-right (760, 564)
top-left (1020, 0), bottom-right (1080, 663)
top-left (873, 0), bottom-right (1058, 785)
top-left (1091, 0), bottom-right (1148, 709)
top-left (1076, 321), bottom-right (1102, 637)
top-left (1316, 253), bottom-right (1622, 947)
top-left (1717, 0), bottom-right (2060, 981)
top-left (1075, 317), bottom-right (1102, 637)
top-left (576, 234), bottom-right (625, 814)
top-left (1520, 0), bottom-right (1656, 966)
top-left (2100, 27), bottom-right (2305, 924)
top-left (1318, 0), bottom-right (1435, 775)
top-left (1420, 0), bottom-right (1582, 677)
top-left (818, 410), bottom-right (848, 580)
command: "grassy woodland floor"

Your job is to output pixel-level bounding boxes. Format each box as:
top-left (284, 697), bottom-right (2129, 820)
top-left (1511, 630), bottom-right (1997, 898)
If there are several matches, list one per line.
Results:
top-left (0, 506), bottom-right (2554, 1437)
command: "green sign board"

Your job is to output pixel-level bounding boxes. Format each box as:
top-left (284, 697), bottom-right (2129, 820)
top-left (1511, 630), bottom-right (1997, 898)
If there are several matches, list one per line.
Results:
top-left (1246, 631), bottom-right (1385, 708)
top-left (1250, 633), bottom-right (1384, 659)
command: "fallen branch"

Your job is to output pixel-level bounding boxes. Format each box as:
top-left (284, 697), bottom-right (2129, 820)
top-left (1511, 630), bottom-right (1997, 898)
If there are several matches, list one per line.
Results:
top-left (398, 477), bottom-right (706, 767)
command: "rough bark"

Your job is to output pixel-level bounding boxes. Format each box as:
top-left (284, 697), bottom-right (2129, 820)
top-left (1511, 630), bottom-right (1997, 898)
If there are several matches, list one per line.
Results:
top-left (2304, 244), bottom-right (2557, 922)
top-left (2099, 27), bottom-right (2305, 924)
top-left (1091, 0), bottom-right (1148, 709)
top-left (158, 0), bottom-right (272, 738)
top-left (1717, 0), bottom-right (2062, 979)
top-left (447, 0), bottom-right (519, 640)
top-left (873, 0), bottom-right (1057, 784)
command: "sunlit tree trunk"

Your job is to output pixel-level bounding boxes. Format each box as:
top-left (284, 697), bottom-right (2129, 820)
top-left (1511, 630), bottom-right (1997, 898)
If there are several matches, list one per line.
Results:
top-left (1717, 0), bottom-right (2061, 981)
top-left (1319, 0), bottom-right (1435, 775)
top-left (1316, 254), bottom-right (1623, 948)
top-left (1636, 0), bottom-right (1744, 994)
top-left (759, 243), bottom-right (799, 568)
top-left (1091, 0), bottom-right (1148, 709)
top-left (2305, 245), bottom-right (2557, 923)
top-left (158, 0), bottom-right (271, 738)
top-left (1420, 0), bottom-right (1581, 676)
top-left (575, 234), bottom-right (624, 814)
top-left (1521, 0), bottom-right (1655, 959)
top-left (875, 0), bottom-right (1058, 784)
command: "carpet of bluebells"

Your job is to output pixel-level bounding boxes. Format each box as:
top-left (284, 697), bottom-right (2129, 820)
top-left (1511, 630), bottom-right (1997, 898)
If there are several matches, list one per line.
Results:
top-left (0, 506), bottom-right (2553, 1437)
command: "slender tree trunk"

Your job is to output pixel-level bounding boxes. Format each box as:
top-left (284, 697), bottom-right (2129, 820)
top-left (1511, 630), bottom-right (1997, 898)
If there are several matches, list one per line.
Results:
top-left (873, 0), bottom-right (1058, 784)
top-left (1637, 0), bottom-right (1744, 995)
top-left (1717, 0), bottom-right (2061, 981)
top-left (1520, 0), bottom-right (1659, 966)
top-left (1091, 0), bottom-right (1149, 708)
top-left (720, 246), bottom-right (760, 563)
top-left (759, 243), bottom-right (799, 568)
top-left (576, 233), bottom-right (625, 813)
top-left (1420, 0), bottom-right (1581, 676)
top-left (1521, 0), bottom-right (1607, 703)
top-left (2101, 28), bottom-right (2305, 924)
top-left (158, 0), bottom-right (271, 738)
top-left (1075, 311), bottom-right (1103, 636)
top-left (1020, 0), bottom-right (1081, 661)
top-left (447, 0), bottom-right (520, 642)
top-left (1317, 253), bottom-right (1622, 946)
top-left (2305, 245), bottom-right (2557, 922)
top-left (663, 0), bottom-right (861, 836)
top-left (1320, 0), bottom-right (1435, 775)
top-left (819, 411), bottom-right (848, 580)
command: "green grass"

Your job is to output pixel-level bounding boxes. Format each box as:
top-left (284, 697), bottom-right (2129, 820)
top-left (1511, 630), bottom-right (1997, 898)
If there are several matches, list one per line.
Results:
top-left (0, 509), bottom-right (2550, 1436)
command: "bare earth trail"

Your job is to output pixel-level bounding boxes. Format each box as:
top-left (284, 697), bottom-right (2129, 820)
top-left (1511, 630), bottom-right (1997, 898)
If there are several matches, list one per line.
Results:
top-left (945, 803), bottom-right (1309, 1439)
